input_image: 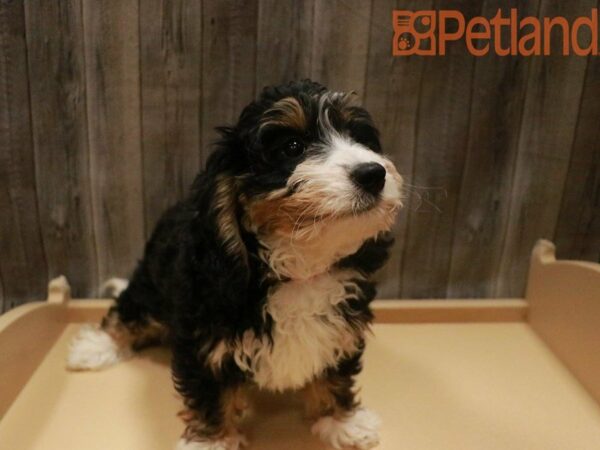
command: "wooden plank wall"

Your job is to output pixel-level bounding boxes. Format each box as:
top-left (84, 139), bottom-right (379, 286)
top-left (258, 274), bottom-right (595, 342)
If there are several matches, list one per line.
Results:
top-left (0, 0), bottom-right (598, 309)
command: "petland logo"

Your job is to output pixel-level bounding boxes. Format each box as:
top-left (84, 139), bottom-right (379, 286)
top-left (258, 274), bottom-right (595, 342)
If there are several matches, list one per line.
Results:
top-left (393, 9), bottom-right (599, 56)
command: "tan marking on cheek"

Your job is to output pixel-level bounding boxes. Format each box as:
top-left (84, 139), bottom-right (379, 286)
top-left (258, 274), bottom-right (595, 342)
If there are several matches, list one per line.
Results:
top-left (242, 156), bottom-right (337, 235)
top-left (260, 97), bottom-right (307, 131)
top-left (245, 191), bottom-right (332, 236)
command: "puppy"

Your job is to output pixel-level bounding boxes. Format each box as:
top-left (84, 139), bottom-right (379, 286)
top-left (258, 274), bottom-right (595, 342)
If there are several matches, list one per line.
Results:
top-left (67, 80), bottom-right (403, 450)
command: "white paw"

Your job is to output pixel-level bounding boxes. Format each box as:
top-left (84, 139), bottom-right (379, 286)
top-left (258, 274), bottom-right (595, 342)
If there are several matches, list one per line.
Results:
top-left (311, 408), bottom-right (381, 450)
top-left (175, 432), bottom-right (248, 450)
top-left (66, 324), bottom-right (131, 371)
top-left (100, 277), bottom-right (129, 298)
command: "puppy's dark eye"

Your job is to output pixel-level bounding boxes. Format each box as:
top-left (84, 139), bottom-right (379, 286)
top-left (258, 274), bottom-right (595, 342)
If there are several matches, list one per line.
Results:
top-left (282, 139), bottom-right (305, 158)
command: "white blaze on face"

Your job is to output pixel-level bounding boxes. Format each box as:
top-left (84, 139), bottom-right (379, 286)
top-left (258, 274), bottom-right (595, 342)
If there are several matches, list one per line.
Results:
top-left (294, 134), bottom-right (403, 208)
top-left (284, 133), bottom-right (403, 227)
top-left (248, 133), bottom-right (404, 280)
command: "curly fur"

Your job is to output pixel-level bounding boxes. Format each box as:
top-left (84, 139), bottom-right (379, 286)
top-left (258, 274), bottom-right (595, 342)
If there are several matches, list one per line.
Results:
top-left (67, 80), bottom-right (402, 449)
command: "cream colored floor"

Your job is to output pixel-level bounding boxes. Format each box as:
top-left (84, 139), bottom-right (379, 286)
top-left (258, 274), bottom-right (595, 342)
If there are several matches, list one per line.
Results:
top-left (1, 323), bottom-right (600, 450)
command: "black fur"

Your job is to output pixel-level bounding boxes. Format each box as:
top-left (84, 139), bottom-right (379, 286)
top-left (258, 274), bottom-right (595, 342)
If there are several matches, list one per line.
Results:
top-left (108, 80), bottom-right (394, 442)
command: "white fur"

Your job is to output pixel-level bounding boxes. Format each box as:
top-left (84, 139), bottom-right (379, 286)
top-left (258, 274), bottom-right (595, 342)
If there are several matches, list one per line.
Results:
top-left (175, 432), bottom-right (247, 450)
top-left (311, 408), bottom-right (381, 450)
top-left (260, 209), bottom-right (398, 280)
top-left (208, 270), bottom-right (364, 391)
top-left (66, 325), bottom-right (131, 370)
top-left (100, 277), bottom-right (129, 298)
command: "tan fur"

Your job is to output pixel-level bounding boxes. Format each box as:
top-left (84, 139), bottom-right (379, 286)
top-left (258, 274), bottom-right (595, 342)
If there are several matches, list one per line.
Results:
top-left (304, 378), bottom-right (338, 419)
top-left (101, 310), bottom-right (167, 351)
top-left (243, 185), bottom-right (336, 236)
top-left (179, 409), bottom-right (208, 441)
top-left (222, 386), bottom-right (249, 426)
top-left (304, 377), bottom-right (359, 420)
top-left (179, 386), bottom-right (247, 441)
top-left (260, 97), bottom-right (307, 131)
top-left (214, 175), bottom-right (247, 265)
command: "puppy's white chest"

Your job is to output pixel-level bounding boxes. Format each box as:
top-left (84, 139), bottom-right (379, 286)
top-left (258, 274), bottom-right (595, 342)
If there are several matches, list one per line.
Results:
top-left (233, 271), bottom-right (361, 391)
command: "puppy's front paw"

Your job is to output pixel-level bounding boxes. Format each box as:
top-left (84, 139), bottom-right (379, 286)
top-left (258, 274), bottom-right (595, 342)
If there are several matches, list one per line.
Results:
top-left (66, 324), bottom-right (131, 371)
top-left (175, 432), bottom-right (248, 450)
top-left (311, 408), bottom-right (381, 449)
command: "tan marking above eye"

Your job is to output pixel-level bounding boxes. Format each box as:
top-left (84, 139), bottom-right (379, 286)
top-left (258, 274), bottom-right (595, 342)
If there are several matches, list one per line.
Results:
top-left (260, 97), bottom-right (307, 131)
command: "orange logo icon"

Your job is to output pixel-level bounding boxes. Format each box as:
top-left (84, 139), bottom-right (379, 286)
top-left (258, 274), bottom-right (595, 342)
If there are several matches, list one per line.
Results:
top-left (393, 10), bottom-right (437, 56)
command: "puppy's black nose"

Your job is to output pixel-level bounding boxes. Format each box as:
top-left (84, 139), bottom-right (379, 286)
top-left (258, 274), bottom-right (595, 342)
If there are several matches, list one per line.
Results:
top-left (351, 162), bottom-right (386, 195)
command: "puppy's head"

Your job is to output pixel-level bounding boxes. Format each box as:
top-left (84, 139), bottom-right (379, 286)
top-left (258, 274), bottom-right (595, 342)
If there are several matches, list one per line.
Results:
top-left (209, 80), bottom-right (403, 279)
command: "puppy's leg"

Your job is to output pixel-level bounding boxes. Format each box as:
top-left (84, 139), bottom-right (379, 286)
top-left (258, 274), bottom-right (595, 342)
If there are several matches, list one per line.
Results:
top-left (67, 277), bottom-right (167, 371)
top-left (172, 343), bottom-right (248, 450)
top-left (306, 352), bottom-right (381, 450)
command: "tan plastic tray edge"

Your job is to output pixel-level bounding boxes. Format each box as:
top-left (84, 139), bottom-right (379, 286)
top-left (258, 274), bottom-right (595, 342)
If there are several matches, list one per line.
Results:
top-left (0, 240), bottom-right (598, 418)
top-left (526, 239), bottom-right (600, 410)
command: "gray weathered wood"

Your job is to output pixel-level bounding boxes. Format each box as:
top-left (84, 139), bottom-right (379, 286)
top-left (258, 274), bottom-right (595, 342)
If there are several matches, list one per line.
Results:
top-left (0, 0), bottom-right (48, 310)
top-left (400, 0), bottom-right (482, 298)
top-left (447, 0), bottom-right (539, 298)
top-left (311, 0), bottom-right (372, 99)
top-left (140, 0), bottom-right (203, 236)
top-left (82, 0), bottom-right (145, 284)
top-left (364, 0), bottom-right (432, 298)
top-left (554, 54), bottom-right (600, 263)
top-left (0, 274), bottom-right (4, 312)
top-left (201, 0), bottom-right (259, 165)
top-left (24, 0), bottom-right (98, 298)
top-left (1, 1), bottom-right (600, 308)
top-left (494, 0), bottom-right (595, 296)
top-left (256, 0), bottom-right (314, 88)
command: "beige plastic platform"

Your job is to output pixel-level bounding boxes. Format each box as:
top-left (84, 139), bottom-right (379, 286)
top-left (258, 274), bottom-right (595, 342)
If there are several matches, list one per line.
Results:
top-left (1, 240), bottom-right (599, 450)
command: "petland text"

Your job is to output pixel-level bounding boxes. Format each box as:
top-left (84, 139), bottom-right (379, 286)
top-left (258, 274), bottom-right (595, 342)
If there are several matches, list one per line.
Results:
top-left (393, 9), bottom-right (599, 56)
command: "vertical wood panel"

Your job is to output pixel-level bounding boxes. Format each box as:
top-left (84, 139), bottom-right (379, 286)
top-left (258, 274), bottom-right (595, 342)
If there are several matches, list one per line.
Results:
top-left (201, 0), bottom-right (258, 165)
top-left (0, 275), bottom-right (4, 312)
top-left (400, 0), bottom-right (481, 298)
top-left (495, 0), bottom-right (595, 296)
top-left (1, 1), bottom-right (600, 307)
top-left (24, 0), bottom-right (98, 298)
top-left (0, 0), bottom-right (47, 310)
top-left (311, 0), bottom-right (372, 98)
top-left (83, 0), bottom-right (145, 283)
top-left (255, 0), bottom-right (314, 88)
top-left (139, 0), bottom-right (202, 236)
top-left (554, 54), bottom-right (600, 263)
top-left (364, 0), bottom-right (431, 297)
top-left (447, 0), bottom-right (539, 298)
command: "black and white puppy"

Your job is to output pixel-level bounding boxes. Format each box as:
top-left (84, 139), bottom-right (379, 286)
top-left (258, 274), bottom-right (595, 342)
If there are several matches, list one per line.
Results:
top-left (67, 80), bottom-right (403, 450)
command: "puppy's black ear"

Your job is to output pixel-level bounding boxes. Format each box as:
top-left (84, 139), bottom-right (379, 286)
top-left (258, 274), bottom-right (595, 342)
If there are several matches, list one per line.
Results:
top-left (192, 127), bottom-right (249, 271)
top-left (187, 129), bottom-right (257, 330)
